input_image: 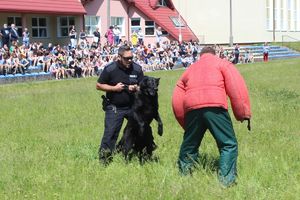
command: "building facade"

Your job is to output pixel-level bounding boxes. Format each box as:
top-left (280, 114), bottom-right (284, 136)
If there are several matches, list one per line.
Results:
top-left (172, 0), bottom-right (300, 44)
top-left (0, 0), bottom-right (86, 46)
top-left (0, 0), bottom-right (197, 47)
top-left (83, 0), bottom-right (198, 45)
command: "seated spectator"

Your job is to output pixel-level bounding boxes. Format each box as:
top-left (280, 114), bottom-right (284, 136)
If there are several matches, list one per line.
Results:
top-left (0, 53), bottom-right (6, 75)
top-left (83, 57), bottom-right (93, 77)
top-left (74, 59), bottom-right (82, 78)
top-left (19, 53), bottom-right (29, 74)
top-left (248, 51), bottom-right (254, 63)
top-left (49, 59), bottom-right (60, 79)
top-left (36, 52), bottom-right (45, 71)
top-left (11, 53), bottom-right (24, 75)
top-left (57, 60), bottom-right (66, 79)
top-left (67, 60), bottom-right (76, 77)
top-left (43, 51), bottom-right (51, 72)
top-left (5, 54), bottom-right (13, 75)
top-left (244, 49), bottom-right (254, 63)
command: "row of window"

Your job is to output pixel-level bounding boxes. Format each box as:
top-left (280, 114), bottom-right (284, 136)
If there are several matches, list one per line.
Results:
top-left (266, 0), bottom-right (300, 31)
top-left (85, 16), bottom-right (160, 36)
top-left (6, 16), bottom-right (160, 38)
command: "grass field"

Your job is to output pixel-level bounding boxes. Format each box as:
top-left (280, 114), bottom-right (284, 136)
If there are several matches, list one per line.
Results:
top-left (1, 59), bottom-right (300, 199)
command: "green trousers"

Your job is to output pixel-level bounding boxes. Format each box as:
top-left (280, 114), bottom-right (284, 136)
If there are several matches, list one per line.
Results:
top-left (178, 107), bottom-right (238, 187)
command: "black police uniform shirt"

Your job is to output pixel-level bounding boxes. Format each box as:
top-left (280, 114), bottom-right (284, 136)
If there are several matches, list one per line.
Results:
top-left (97, 61), bottom-right (144, 108)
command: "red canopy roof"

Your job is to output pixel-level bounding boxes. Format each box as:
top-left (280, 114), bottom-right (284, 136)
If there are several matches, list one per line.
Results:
top-left (131, 0), bottom-right (198, 42)
top-left (0, 0), bottom-right (86, 15)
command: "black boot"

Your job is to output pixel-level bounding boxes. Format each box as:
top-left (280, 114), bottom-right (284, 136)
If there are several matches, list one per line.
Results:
top-left (98, 148), bottom-right (113, 166)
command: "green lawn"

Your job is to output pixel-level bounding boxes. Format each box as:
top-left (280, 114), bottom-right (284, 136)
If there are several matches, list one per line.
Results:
top-left (0, 59), bottom-right (300, 199)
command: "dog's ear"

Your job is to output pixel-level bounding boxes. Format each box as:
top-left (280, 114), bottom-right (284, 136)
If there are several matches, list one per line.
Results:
top-left (139, 76), bottom-right (148, 88)
top-left (156, 78), bottom-right (160, 84)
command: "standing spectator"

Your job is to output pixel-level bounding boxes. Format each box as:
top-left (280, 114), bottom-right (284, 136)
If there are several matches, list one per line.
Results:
top-left (1, 24), bottom-right (11, 47)
top-left (233, 44), bottom-right (239, 64)
top-left (96, 45), bottom-right (144, 165)
top-left (93, 27), bottom-right (101, 47)
top-left (10, 24), bottom-right (19, 44)
top-left (172, 46), bottom-right (251, 187)
top-left (105, 26), bottom-right (114, 46)
top-left (79, 29), bottom-right (87, 42)
top-left (69, 25), bottom-right (77, 49)
top-left (22, 27), bottom-right (30, 48)
top-left (137, 28), bottom-right (144, 45)
top-left (155, 26), bottom-right (163, 46)
top-left (79, 29), bottom-right (87, 49)
top-left (113, 25), bottom-right (121, 45)
top-left (263, 42), bottom-right (270, 62)
top-left (131, 30), bottom-right (138, 46)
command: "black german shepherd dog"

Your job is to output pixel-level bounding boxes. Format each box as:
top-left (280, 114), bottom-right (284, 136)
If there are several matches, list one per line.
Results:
top-left (117, 76), bottom-right (163, 162)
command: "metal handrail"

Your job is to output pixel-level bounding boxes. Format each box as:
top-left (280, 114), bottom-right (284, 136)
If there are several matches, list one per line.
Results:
top-left (281, 35), bottom-right (300, 50)
top-left (282, 35), bottom-right (300, 44)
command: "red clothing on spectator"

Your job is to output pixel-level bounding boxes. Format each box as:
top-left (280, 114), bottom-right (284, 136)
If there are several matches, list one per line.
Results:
top-left (106, 29), bottom-right (114, 46)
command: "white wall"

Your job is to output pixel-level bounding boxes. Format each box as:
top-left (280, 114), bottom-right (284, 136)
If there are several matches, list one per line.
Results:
top-left (172, 0), bottom-right (300, 44)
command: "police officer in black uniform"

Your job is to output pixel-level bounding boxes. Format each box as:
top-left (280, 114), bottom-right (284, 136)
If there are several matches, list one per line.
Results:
top-left (96, 45), bottom-right (144, 164)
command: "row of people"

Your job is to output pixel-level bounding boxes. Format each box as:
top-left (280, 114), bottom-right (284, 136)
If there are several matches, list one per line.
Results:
top-left (0, 39), bottom-right (202, 78)
top-left (0, 23), bottom-right (30, 48)
top-left (215, 44), bottom-right (255, 64)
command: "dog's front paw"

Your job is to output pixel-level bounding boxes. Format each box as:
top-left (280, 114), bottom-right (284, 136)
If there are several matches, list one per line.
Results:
top-left (158, 124), bottom-right (163, 136)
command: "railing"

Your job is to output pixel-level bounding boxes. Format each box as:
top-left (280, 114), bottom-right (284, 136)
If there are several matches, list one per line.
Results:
top-left (281, 35), bottom-right (300, 50)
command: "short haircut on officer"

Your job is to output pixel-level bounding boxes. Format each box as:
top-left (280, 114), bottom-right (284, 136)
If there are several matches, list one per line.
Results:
top-left (118, 45), bottom-right (131, 56)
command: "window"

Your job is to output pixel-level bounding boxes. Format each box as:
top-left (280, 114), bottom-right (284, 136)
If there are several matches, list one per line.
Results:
top-left (131, 18), bottom-right (141, 33)
top-left (7, 16), bottom-right (22, 36)
top-left (293, 0), bottom-right (298, 31)
top-left (32, 17), bottom-right (48, 38)
top-left (162, 30), bottom-right (168, 35)
top-left (266, 0), bottom-right (272, 30)
top-left (57, 16), bottom-right (75, 37)
top-left (145, 21), bottom-right (155, 35)
top-left (297, 0), bottom-right (300, 31)
top-left (158, 0), bottom-right (167, 6)
top-left (170, 16), bottom-right (185, 27)
top-left (85, 15), bottom-right (100, 35)
top-left (111, 17), bottom-right (124, 35)
top-left (275, 0), bottom-right (279, 30)
top-left (280, 0), bottom-right (285, 30)
top-left (287, 0), bottom-right (293, 30)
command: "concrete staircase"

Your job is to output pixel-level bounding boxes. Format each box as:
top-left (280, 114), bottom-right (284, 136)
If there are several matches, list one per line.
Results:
top-left (225, 45), bottom-right (300, 62)
top-left (0, 66), bottom-right (52, 84)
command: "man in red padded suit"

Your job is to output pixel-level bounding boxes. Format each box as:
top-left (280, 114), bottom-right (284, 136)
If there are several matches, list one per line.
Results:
top-left (172, 46), bottom-right (251, 187)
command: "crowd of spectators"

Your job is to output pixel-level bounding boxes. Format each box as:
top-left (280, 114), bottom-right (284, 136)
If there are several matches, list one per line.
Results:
top-left (1, 24), bottom-right (256, 80)
top-left (0, 33), bottom-right (201, 79)
top-left (214, 44), bottom-right (255, 64)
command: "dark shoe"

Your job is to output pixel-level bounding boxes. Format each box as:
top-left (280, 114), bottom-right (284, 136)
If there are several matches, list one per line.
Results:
top-left (99, 149), bottom-right (113, 166)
